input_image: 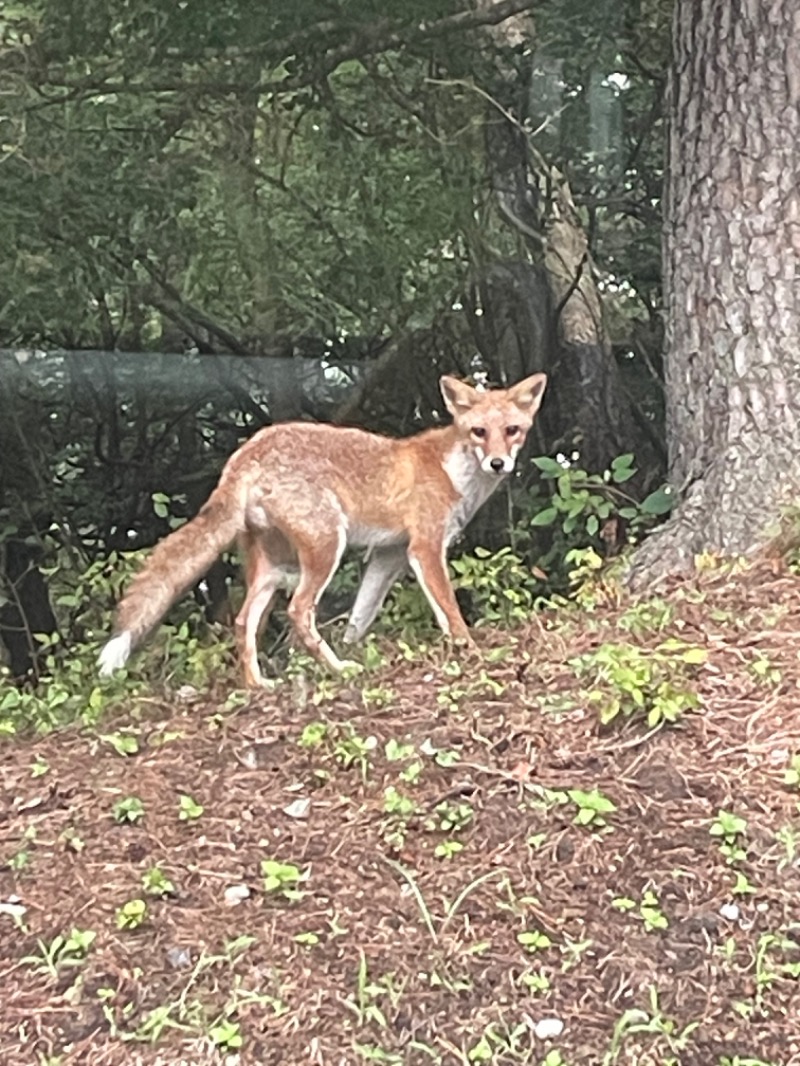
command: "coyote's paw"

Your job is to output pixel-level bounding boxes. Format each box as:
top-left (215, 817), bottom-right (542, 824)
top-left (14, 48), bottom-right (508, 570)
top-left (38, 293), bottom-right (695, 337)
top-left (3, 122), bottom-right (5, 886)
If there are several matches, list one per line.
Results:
top-left (243, 674), bottom-right (270, 690)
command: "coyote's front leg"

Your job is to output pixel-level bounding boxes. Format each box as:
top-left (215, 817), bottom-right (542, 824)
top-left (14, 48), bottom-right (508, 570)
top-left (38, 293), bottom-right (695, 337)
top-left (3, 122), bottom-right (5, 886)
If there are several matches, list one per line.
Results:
top-left (344, 545), bottom-right (408, 644)
top-left (407, 535), bottom-right (472, 643)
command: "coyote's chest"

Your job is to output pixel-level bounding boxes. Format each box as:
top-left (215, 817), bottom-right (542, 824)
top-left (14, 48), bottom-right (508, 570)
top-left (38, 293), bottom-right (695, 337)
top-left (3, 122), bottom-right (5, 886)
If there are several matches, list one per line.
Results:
top-left (442, 447), bottom-right (505, 543)
top-left (334, 447), bottom-right (503, 550)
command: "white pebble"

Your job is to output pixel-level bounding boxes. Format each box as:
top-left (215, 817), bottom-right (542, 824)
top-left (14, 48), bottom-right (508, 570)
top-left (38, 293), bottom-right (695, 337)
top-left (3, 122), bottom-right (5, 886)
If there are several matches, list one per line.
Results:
top-left (223, 884), bottom-right (251, 907)
top-left (533, 1017), bottom-right (564, 1040)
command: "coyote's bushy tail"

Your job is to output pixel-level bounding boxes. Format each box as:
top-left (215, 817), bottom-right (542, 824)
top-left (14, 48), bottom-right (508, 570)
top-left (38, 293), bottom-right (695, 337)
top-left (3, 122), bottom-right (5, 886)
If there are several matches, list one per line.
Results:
top-left (98, 488), bottom-right (243, 675)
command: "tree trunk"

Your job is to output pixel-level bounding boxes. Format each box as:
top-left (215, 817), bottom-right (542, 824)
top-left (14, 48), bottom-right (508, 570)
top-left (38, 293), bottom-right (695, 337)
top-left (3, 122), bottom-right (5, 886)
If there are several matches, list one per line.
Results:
top-left (628, 0), bottom-right (800, 587)
top-left (0, 532), bottom-right (59, 680)
top-left (482, 48), bottom-right (664, 482)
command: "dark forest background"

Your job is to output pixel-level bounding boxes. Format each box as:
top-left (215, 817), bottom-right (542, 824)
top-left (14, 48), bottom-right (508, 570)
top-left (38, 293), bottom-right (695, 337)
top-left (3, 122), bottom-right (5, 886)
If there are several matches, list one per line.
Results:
top-left (0, 0), bottom-right (674, 679)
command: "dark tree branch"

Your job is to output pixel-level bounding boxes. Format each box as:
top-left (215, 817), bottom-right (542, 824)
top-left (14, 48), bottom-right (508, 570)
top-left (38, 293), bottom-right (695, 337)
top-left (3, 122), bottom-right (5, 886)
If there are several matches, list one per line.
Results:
top-left (552, 250), bottom-right (588, 325)
top-left (24, 0), bottom-right (540, 107)
top-left (135, 257), bottom-right (253, 357)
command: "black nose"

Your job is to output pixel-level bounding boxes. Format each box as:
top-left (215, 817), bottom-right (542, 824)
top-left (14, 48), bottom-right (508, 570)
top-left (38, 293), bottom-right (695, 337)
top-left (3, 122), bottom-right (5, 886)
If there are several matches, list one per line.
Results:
top-left (490, 458), bottom-right (506, 473)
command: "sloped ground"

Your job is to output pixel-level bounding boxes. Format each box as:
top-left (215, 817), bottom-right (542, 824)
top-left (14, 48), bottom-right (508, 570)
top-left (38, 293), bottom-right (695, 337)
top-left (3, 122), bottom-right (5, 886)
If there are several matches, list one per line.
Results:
top-left (3, 559), bottom-right (800, 1066)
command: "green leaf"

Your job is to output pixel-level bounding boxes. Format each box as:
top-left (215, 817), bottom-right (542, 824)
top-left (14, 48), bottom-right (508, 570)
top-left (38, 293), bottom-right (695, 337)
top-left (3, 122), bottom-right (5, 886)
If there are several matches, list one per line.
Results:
top-left (532, 456), bottom-right (563, 478)
top-left (599, 703), bottom-right (619, 724)
top-left (640, 487), bottom-right (674, 515)
top-left (610, 454), bottom-right (636, 482)
top-left (680, 647), bottom-right (707, 664)
top-left (611, 453), bottom-right (634, 471)
top-left (612, 896), bottom-right (636, 911)
top-left (101, 732), bottom-right (140, 756)
top-left (152, 492), bottom-right (171, 519)
top-left (530, 507), bottom-right (558, 527)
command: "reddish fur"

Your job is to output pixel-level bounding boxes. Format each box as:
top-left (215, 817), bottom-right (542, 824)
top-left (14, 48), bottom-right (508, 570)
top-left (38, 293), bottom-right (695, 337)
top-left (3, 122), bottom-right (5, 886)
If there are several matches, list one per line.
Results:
top-left (102, 373), bottom-right (547, 685)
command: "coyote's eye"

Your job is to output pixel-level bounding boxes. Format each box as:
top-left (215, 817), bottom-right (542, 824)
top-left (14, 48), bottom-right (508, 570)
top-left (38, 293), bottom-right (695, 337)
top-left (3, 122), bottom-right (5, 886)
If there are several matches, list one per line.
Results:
top-left (472, 427), bottom-right (487, 440)
top-left (506, 425), bottom-right (520, 437)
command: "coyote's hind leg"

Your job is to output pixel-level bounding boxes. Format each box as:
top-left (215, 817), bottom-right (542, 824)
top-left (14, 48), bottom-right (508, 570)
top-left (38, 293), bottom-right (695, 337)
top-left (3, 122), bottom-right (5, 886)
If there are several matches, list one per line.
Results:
top-left (235, 531), bottom-right (290, 687)
top-left (287, 529), bottom-right (357, 672)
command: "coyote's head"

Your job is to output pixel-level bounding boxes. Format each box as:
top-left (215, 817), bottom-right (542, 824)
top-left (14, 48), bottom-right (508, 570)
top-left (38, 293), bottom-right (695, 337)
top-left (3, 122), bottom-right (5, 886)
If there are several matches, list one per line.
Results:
top-left (441, 373), bottom-right (547, 475)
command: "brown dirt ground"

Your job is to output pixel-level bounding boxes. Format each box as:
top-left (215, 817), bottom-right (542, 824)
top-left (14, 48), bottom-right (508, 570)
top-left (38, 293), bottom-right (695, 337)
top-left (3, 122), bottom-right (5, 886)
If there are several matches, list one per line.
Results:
top-left (3, 559), bottom-right (800, 1066)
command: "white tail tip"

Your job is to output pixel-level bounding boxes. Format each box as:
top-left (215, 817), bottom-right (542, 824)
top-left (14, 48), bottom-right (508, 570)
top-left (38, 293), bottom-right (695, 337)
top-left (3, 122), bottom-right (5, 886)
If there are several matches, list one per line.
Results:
top-left (98, 632), bottom-right (133, 676)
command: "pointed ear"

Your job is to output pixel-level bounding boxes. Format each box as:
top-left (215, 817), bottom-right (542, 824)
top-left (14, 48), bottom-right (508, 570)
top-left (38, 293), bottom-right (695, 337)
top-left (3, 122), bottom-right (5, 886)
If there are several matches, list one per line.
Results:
top-left (440, 375), bottom-right (479, 417)
top-left (509, 373), bottom-right (547, 416)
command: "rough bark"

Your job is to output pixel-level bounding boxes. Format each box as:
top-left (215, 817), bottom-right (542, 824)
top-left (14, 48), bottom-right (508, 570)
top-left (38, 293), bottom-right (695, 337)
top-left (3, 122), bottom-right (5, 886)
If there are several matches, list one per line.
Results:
top-left (628, 0), bottom-right (800, 587)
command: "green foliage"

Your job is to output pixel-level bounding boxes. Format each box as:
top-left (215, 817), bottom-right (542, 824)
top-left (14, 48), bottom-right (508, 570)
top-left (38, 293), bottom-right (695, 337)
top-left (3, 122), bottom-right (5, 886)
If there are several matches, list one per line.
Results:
top-left (434, 840), bottom-right (464, 860)
top-left (385, 738), bottom-right (415, 762)
top-left (0, 451), bottom-right (675, 723)
top-left (540, 1052), bottom-right (569, 1066)
top-left (383, 786), bottom-right (416, 819)
top-left (425, 800), bottom-right (473, 835)
top-left (1, 0), bottom-right (672, 357)
top-left (30, 756), bottom-right (49, 778)
top-left (0, 1), bottom-right (483, 347)
top-left (116, 898), bottom-right (148, 930)
top-left (570, 641), bottom-right (704, 728)
top-left (451, 546), bottom-right (540, 626)
top-left (605, 986), bottom-right (699, 1064)
top-left (748, 652), bottom-right (781, 687)
top-left (528, 454), bottom-right (672, 550)
top-left (142, 866), bottom-right (175, 898)
top-left (0, 654), bottom-right (124, 737)
top-left (333, 728), bottom-right (375, 779)
top-left (21, 928), bottom-right (96, 978)
top-left (617, 598), bottom-right (675, 636)
top-left (112, 796), bottom-right (145, 824)
top-left (261, 859), bottom-right (307, 901)
top-left (100, 731), bottom-right (140, 757)
top-left (344, 952), bottom-right (394, 1030)
top-left (519, 969), bottom-right (551, 995)
top-left (209, 1019), bottom-right (243, 1051)
top-left (568, 788), bottom-right (616, 828)
top-left (0, 541), bottom-right (230, 735)
top-left (379, 581), bottom-right (439, 640)
top-left (178, 794), bottom-right (205, 821)
top-left (360, 684), bottom-right (396, 710)
top-left (612, 891), bottom-right (668, 933)
top-left (517, 929), bottom-right (552, 953)
top-left (299, 721), bottom-right (329, 748)
top-left (0, 0), bottom-right (674, 697)
top-left (784, 755), bottom-right (800, 789)
top-left (710, 810), bottom-right (748, 865)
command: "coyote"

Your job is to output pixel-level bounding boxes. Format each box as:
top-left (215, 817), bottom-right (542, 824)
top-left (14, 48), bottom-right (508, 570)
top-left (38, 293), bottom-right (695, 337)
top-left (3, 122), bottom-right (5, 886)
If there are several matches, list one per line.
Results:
top-left (99, 373), bottom-right (547, 686)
